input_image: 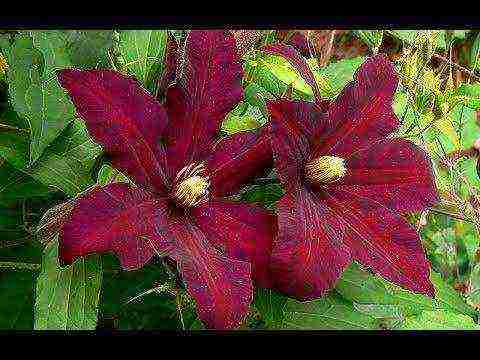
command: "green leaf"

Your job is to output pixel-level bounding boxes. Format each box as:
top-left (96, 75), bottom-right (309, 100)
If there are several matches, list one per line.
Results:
top-left (254, 288), bottom-right (288, 329)
top-left (0, 160), bottom-right (51, 207)
top-left (244, 53), bottom-right (313, 101)
top-left (400, 310), bottom-right (479, 330)
top-left (467, 263), bottom-right (480, 310)
top-left (64, 30), bottom-right (113, 69)
top-left (470, 33), bottom-right (480, 71)
top-left (26, 120), bottom-right (102, 197)
top-left (353, 303), bottom-right (405, 329)
top-left (0, 271), bottom-right (37, 329)
top-left (117, 30), bottom-right (168, 95)
top-left (309, 56), bottom-right (365, 99)
top-left (240, 183), bottom-right (284, 210)
top-left (221, 104), bottom-right (265, 135)
top-left (456, 83), bottom-right (480, 110)
top-left (99, 255), bottom-right (194, 330)
top-left (282, 293), bottom-right (377, 330)
top-left (354, 30), bottom-right (383, 51)
top-left (35, 240), bottom-right (102, 330)
top-left (0, 106), bottom-right (30, 169)
top-left (388, 30), bottom-right (446, 50)
top-left (6, 34), bottom-right (76, 163)
top-left (96, 163), bottom-right (131, 186)
top-left (336, 263), bottom-right (477, 318)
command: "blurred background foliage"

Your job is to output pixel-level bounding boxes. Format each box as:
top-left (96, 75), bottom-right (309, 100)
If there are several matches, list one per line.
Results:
top-left (0, 29), bottom-right (479, 330)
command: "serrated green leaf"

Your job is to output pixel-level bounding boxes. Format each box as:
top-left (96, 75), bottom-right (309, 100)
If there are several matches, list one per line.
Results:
top-left (118, 30), bottom-right (168, 95)
top-left (35, 240), bottom-right (102, 330)
top-left (400, 310), bottom-right (479, 330)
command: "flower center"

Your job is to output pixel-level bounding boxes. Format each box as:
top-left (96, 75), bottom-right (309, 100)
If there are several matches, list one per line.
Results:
top-left (171, 162), bottom-right (210, 208)
top-left (304, 155), bottom-right (347, 185)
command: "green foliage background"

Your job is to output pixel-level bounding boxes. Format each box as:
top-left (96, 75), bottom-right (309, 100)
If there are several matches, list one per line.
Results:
top-left (0, 29), bottom-right (479, 330)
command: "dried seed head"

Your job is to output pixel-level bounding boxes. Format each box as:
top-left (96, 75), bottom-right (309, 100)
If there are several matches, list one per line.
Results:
top-left (0, 53), bottom-right (8, 74)
top-left (171, 162), bottom-right (210, 208)
top-left (304, 155), bottom-right (346, 185)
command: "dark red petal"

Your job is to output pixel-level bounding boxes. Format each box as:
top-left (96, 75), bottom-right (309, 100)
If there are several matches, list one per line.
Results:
top-left (330, 138), bottom-right (439, 212)
top-left (312, 54), bottom-right (400, 158)
top-left (57, 69), bottom-right (170, 193)
top-left (267, 99), bottom-right (327, 190)
top-left (324, 189), bottom-right (435, 297)
top-left (60, 183), bottom-right (174, 270)
top-left (286, 32), bottom-right (311, 58)
top-left (191, 199), bottom-right (275, 289)
top-left (157, 32), bottom-right (178, 99)
top-left (271, 187), bottom-right (352, 300)
top-left (262, 43), bottom-right (322, 103)
top-left (207, 127), bottom-right (273, 197)
top-left (169, 214), bottom-right (253, 329)
top-left (164, 30), bottom-right (243, 175)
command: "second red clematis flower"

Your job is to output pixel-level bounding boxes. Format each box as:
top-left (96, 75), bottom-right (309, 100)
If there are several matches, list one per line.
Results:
top-left (267, 52), bottom-right (439, 300)
top-left (56, 30), bottom-right (274, 329)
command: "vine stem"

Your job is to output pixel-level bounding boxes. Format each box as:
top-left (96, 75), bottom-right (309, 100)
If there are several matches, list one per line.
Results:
top-left (432, 53), bottom-right (480, 82)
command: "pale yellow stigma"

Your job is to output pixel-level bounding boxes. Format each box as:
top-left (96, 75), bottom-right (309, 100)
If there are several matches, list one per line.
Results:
top-left (0, 53), bottom-right (8, 75)
top-left (304, 155), bottom-right (347, 184)
top-left (172, 163), bottom-right (210, 208)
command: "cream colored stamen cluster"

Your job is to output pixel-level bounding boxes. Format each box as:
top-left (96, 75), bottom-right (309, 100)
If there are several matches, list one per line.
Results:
top-left (172, 162), bottom-right (210, 208)
top-left (304, 155), bottom-right (347, 185)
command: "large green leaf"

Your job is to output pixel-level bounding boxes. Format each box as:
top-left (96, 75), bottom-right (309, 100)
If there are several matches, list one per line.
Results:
top-left (399, 310), bottom-right (479, 330)
top-left (35, 240), bottom-right (102, 330)
top-left (0, 160), bottom-right (51, 207)
top-left (117, 30), bottom-right (168, 95)
top-left (0, 271), bottom-right (37, 329)
top-left (6, 34), bottom-right (76, 163)
top-left (0, 105), bottom-right (29, 169)
top-left (26, 120), bottom-right (102, 197)
top-left (336, 263), bottom-right (477, 318)
top-left (282, 293), bottom-right (377, 330)
top-left (64, 30), bottom-right (113, 69)
top-left (254, 288), bottom-right (288, 329)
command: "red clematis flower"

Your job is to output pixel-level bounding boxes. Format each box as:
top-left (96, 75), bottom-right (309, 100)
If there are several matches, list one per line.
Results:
top-left (56, 30), bottom-right (274, 329)
top-left (266, 53), bottom-right (439, 300)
